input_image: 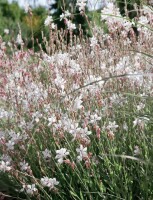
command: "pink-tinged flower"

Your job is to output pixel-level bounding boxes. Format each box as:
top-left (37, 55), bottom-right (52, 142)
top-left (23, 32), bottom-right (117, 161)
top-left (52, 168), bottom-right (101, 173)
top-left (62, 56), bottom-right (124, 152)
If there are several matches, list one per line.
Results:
top-left (55, 148), bottom-right (69, 164)
top-left (42, 149), bottom-right (52, 159)
top-left (41, 177), bottom-right (59, 189)
top-left (0, 161), bottom-right (11, 172)
top-left (6, 140), bottom-right (15, 150)
top-left (76, 145), bottom-right (88, 161)
top-left (20, 161), bottom-right (30, 171)
top-left (21, 184), bottom-right (37, 196)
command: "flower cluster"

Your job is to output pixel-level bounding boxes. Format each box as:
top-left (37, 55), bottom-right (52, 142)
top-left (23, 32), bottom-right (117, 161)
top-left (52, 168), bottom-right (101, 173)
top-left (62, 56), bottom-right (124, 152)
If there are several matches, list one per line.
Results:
top-left (0, 2), bottom-right (153, 199)
top-left (41, 177), bottom-right (59, 189)
top-left (21, 184), bottom-right (38, 196)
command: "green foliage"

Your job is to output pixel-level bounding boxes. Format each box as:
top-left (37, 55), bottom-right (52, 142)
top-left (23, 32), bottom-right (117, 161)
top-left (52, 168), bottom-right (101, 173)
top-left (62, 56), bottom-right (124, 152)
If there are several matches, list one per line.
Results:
top-left (0, 0), bottom-right (23, 37)
top-left (0, 1), bottom-right (21, 20)
top-left (0, 0), bottom-right (48, 51)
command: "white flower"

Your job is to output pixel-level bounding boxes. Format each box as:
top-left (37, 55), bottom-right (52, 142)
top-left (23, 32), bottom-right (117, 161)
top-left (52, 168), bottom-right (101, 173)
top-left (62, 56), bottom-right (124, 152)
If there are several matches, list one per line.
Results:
top-left (6, 140), bottom-right (15, 150)
top-left (60, 10), bottom-right (71, 21)
top-left (76, 145), bottom-right (88, 161)
top-left (89, 113), bottom-right (101, 124)
top-left (80, 127), bottom-right (91, 138)
top-left (0, 109), bottom-right (13, 118)
top-left (0, 131), bottom-right (6, 141)
top-left (133, 118), bottom-right (142, 127)
top-left (54, 74), bottom-right (66, 90)
top-left (8, 42), bottom-right (12, 47)
top-left (1, 154), bottom-right (12, 164)
top-left (101, 3), bottom-right (121, 21)
top-left (66, 19), bottom-right (76, 30)
top-left (9, 132), bottom-right (22, 144)
top-left (123, 122), bottom-right (128, 131)
top-left (42, 149), bottom-right (51, 159)
top-left (44, 104), bottom-right (51, 112)
top-left (44, 16), bottom-right (53, 26)
top-left (0, 42), bottom-right (6, 50)
top-left (20, 161), bottom-right (29, 171)
top-left (68, 122), bottom-right (81, 139)
top-left (137, 16), bottom-right (149, 31)
top-left (24, 2), bottom-right (30, 13)
top-left (142, 5), bottom-right (153, 15)
top-left (134, 146), bottom-right (140, 156)
top-left (32, 111), bottom-right (42, 123)
top-left (60, 13), bottom-right (65, 21)
top-left (51, 23), bottom-right (56, 29)
top-left (55, 148), bottom-right (69, 164)
top-left (4, 29), bottom-right (9, 34)
top-left (133, 117), bottom-right (149, 127)
top-left (137, 103), bottom-right (145, 111)
top-left (76, 44), bottom-right (82, 50)
top-left (22, 184), bottom-right (37, 196)
top-left (16, 34), bottom-right (23, 45)
top-left (48, 115), bottom-right (56, 126)
top-left (123, 20), bottom-right (132, 31)
top-left (0, 161), bottom-right (11, 172)
top-left (90, 36), bottom-right (98, 47)
top-left (76, 0), bottom-right (87, 11)
top-left (65, 10), bottom-right (71, 17)
top-left (73, 96), bottom-right (83, 110)
top-left (107, 121), bottom-right (118, 132)
top-left (41, 177), bottom-right (59, 189)
top-left (138, 16), bottom-right (149, 25)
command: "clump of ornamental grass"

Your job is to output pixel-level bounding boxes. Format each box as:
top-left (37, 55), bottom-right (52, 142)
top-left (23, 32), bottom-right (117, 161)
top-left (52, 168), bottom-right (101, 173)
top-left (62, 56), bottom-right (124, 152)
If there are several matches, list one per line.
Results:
top-left (0, 1), bottom-right (153, 200)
